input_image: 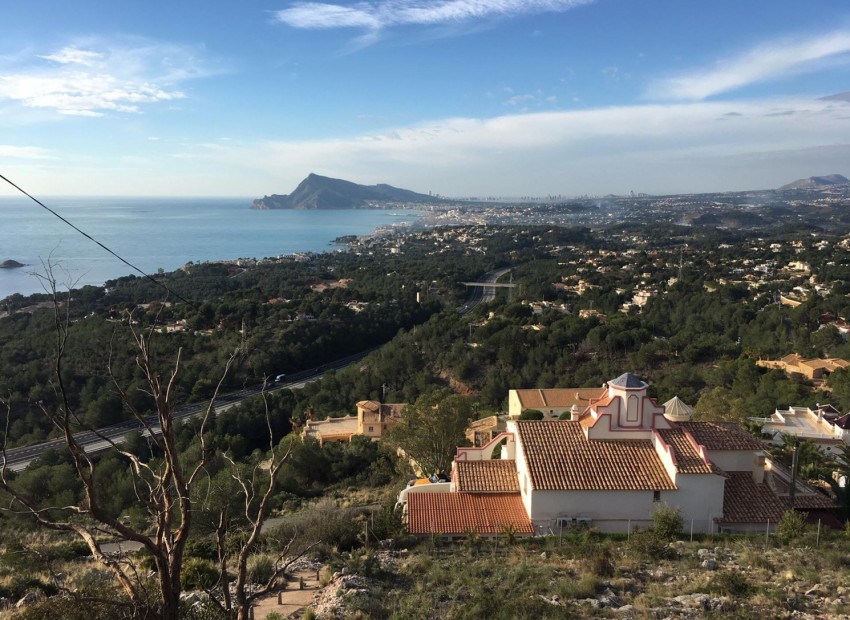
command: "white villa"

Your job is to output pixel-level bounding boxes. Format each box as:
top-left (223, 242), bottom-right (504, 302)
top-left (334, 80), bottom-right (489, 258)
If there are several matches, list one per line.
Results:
top-left (405, 373), bottom-right (835, 537)
top-left (751, 404), bottom-right (850, 455)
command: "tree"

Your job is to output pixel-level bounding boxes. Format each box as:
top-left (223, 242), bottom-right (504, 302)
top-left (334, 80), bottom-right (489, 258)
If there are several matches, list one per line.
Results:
top-left (0, 274), bottom-right (294, 620)
top-left (385, 390), bottom-right (473, 475)
top-left (519, 409), bottom-right (545, 420)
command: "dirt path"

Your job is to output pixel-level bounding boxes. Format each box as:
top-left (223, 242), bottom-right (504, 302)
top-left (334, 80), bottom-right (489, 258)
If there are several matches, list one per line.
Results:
top-left (252, 567), bottom-right (322, 619)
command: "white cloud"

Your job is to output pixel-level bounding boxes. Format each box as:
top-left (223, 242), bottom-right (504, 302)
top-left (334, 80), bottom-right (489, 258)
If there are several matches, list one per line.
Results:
top-left (273, 0), bottom-right (593, 32)
top-left (171, 95), bottom-right (850, 196)
top-left (651, 30), bottom-right (850, 101)
top-left (0, 39), bottom-right (209, 117)
top-left (40, 47), bottom-right (104, 67)
top-left (0, 145), bottom-right (55, 160)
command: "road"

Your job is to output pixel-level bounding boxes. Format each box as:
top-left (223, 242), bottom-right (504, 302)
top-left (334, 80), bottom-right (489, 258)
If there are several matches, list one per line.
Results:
top-left (458, 267), bottom-right (511, 315)
top-left (1, 268), bottom-right (510, 472)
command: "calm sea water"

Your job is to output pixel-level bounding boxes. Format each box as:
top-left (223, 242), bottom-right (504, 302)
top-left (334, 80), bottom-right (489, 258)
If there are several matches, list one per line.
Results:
top-left (0, 197), bottom-right (421, 300)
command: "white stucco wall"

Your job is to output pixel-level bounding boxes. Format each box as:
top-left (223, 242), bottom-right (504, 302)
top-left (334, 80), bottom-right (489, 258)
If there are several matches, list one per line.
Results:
top-left (708, 450), bottom-right (760, 473)
top-left (526, 473), bottom-right (725, 534)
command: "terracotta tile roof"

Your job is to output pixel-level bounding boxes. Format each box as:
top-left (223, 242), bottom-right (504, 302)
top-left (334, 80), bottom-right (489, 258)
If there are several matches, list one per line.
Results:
top-left (455, 460), bottom-right (520, 493)
top-left (657, 428), bottom-right (713, 474)
top-left (406, 493), bottom-right (533, 535)
top-left (676, 421), bottom-right (764, 451)
top-left (791, 493), bottom-right (837, 510)
top-left (514, 387), bottom-right (606, 411)
top-left (516, 421), bottom-right (676, 491)
top-left (720, 471), bottom-right (786, 524)
top-left (767, 465), bottom-right (838, 510)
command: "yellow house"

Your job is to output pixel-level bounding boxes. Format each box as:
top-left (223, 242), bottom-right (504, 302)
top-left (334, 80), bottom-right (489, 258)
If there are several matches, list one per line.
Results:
top-left (302, 400), bottom-right (406, 446)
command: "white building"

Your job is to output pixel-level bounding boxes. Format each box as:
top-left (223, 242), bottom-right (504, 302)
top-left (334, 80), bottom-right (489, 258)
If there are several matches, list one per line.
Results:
top-left (751, 404), bottom-right (850, 455)
top-left (406, 373), bottom-right (835, 537)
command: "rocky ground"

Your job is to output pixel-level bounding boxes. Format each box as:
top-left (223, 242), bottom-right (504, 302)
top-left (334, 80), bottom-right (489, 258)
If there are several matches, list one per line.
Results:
top-left (298, 541), bottom-right (850, 619)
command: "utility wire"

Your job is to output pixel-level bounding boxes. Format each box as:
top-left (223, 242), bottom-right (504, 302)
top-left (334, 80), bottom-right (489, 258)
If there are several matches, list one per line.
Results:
top-left (0, 173), bottom-right (192, 305)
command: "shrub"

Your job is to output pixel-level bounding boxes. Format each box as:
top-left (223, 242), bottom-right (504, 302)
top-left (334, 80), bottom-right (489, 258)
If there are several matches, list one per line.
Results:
top-left (181, 557), bottom-right (219, 590)
top-left (519, 409), bottom-right (545, 420)
top-left (559, 574), bottom-right (600, 600)
top-left (776, 509), bottom-right (807, 546)
top-left (707, 570), bottom-right (751, 596)
top-left (247, 554), bottom-right (277, 585)
top-left (585, 545), bottom-right (615, 578)
top-left (627, 527), bottom-right (675, 560)
top-left (652, 503), bottom-right (683, 541)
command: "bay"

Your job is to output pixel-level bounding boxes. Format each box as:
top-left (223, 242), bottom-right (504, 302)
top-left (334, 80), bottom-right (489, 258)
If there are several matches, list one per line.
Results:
top-left (0, 197), bottom-right (421, 300)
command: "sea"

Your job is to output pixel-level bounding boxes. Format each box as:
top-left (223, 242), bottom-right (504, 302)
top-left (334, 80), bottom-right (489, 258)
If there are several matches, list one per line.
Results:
top-left (0, 196), bottom-right (422, 300)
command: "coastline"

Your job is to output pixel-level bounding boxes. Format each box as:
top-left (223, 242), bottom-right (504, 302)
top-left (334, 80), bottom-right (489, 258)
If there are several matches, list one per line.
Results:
top-left (0, 199), bottom-right (425, 301)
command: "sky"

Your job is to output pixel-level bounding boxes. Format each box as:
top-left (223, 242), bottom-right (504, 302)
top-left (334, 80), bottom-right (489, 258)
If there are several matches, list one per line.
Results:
top-left (1, 0), bottom-right (849, 198)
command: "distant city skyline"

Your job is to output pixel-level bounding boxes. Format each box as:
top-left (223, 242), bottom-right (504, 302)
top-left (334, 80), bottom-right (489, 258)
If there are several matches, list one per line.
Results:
top-left (1, 0), bottom-right (849, 198)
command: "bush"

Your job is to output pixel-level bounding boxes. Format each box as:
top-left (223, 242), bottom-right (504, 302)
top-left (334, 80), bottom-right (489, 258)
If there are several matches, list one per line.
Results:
top-left (652, 503), bottom-right (683, 541)
top-left (247, 554), bottom-right (276, 585)
top-left (627, 527), bottom-right (675, 560)
top-left (584, 545), bottom-right (615, 578)
top-left (707, 570), bottom-right (751, 596)
top-left (181, 557), bottom-right (219, 590)
top-left (776, 509), bottom-right (807, 546)
top-left (519, 409), bottom-right (544, 420)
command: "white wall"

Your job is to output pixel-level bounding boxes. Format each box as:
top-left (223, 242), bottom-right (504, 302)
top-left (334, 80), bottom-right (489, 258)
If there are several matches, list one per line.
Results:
top-left (709, 450), bottom-right (760, 473)
top-left (527, 473), bottom-right (725, 534)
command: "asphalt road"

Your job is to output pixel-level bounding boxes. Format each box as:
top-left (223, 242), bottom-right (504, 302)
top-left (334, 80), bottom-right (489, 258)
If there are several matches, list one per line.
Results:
top-left (1, 268), bottom-right (510, 472)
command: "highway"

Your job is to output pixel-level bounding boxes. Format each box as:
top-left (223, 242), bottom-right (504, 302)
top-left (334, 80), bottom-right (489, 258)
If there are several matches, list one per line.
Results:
top-left (458, 267), bottom-right (511, 315)
top-left (1, 268), bottom-right (510, 472)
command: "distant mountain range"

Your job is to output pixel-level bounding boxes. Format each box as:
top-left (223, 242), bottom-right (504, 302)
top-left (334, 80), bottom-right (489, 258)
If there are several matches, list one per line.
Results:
top-left (251, 173), bottom-right (444, 210)
top-left (778, 174), bottom-right (849, 190)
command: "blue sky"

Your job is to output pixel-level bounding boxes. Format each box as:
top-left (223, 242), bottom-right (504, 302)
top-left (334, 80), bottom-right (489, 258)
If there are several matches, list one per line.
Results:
top-left (1, 0), bottom-right (849, 197)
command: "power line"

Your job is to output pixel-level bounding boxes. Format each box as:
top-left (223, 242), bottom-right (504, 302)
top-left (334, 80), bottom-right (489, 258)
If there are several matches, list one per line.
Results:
top-left (0, 173), bottom-right (192, 305)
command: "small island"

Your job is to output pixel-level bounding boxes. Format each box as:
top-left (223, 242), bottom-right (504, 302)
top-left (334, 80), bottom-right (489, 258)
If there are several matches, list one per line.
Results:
top-left (0, 260), bottom-right (25, 269)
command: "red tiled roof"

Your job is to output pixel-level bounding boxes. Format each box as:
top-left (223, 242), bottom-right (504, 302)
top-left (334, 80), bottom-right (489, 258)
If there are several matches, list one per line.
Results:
top-left (516, 421), bottom-right (676, 491)
top-left (720, 471), bottom-right (787, 524)
top-left (406, 493), bottom-right (533, 535)
top-left (455, 460), bottom-right (520, 493)
top-left (791, 493), bottom-right (837, 510)
top-left (676, 421), bottom-right (764, 451)
top-left (657, 428), bottom-right (713, 474)
top-left (514, 387), bottom-right (606, 411)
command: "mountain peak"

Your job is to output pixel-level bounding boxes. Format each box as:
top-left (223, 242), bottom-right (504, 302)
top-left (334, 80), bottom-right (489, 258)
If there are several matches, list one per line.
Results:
top-left (779, 174), bottom-right (849, 190)
top-left (251, 174), bottom-right (443, 210)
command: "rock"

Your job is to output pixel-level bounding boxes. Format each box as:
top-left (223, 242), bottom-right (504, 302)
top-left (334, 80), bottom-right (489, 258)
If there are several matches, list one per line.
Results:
top-left (697, 548), bottom-right (712, 559)
top-left (579, 598), bottom-right (602, 608)
top-left (701, 559), bottom-right (718, 570)
top-left (805, 584), bottom-right (825, 597)
top-left (540, 551), bottom-right (547, 559)
top-left (15, 592), bottom-right (41, 608)
top-left (674, 593), bottom-right (710, 609)
top-left (0, 260), bottom-right (24, 269)
top-left (597, 588), bottom-right (623, 608)
top-left (615, 604), bottom-right (635, 614)
top-left (538, 594), bottom-right (562, 606)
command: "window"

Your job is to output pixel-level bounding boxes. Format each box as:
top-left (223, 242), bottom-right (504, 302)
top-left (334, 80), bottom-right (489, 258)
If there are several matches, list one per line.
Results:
top-left (368, 426), bottom-right (374, 432)
top-left (653, 490), bottom-right (661, 502)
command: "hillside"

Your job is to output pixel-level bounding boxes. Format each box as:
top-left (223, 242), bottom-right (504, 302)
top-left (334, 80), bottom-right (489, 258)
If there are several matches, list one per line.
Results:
top-left (251, 173), bottom-right (444, 209)
top-left (779, 174), bottom-right (849, 190)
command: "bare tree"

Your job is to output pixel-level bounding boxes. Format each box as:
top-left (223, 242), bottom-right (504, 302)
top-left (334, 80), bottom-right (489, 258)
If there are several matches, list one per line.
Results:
top-left (0, 272), bottom-right (295, 619)
top-left (196, 398), bottom-right (315, 620)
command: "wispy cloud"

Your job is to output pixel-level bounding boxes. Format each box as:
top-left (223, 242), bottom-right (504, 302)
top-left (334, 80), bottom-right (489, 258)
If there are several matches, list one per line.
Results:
top-left (0, 38), bottom-right (213, 117)
top-left (0, 144), bottom-right (55, 160)
top-left (273, 0), bottom-right (592, 33)
top-left (650, 30), bottom-right (850, 101)
top-left (170, 94), bottom-right (850, 196)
